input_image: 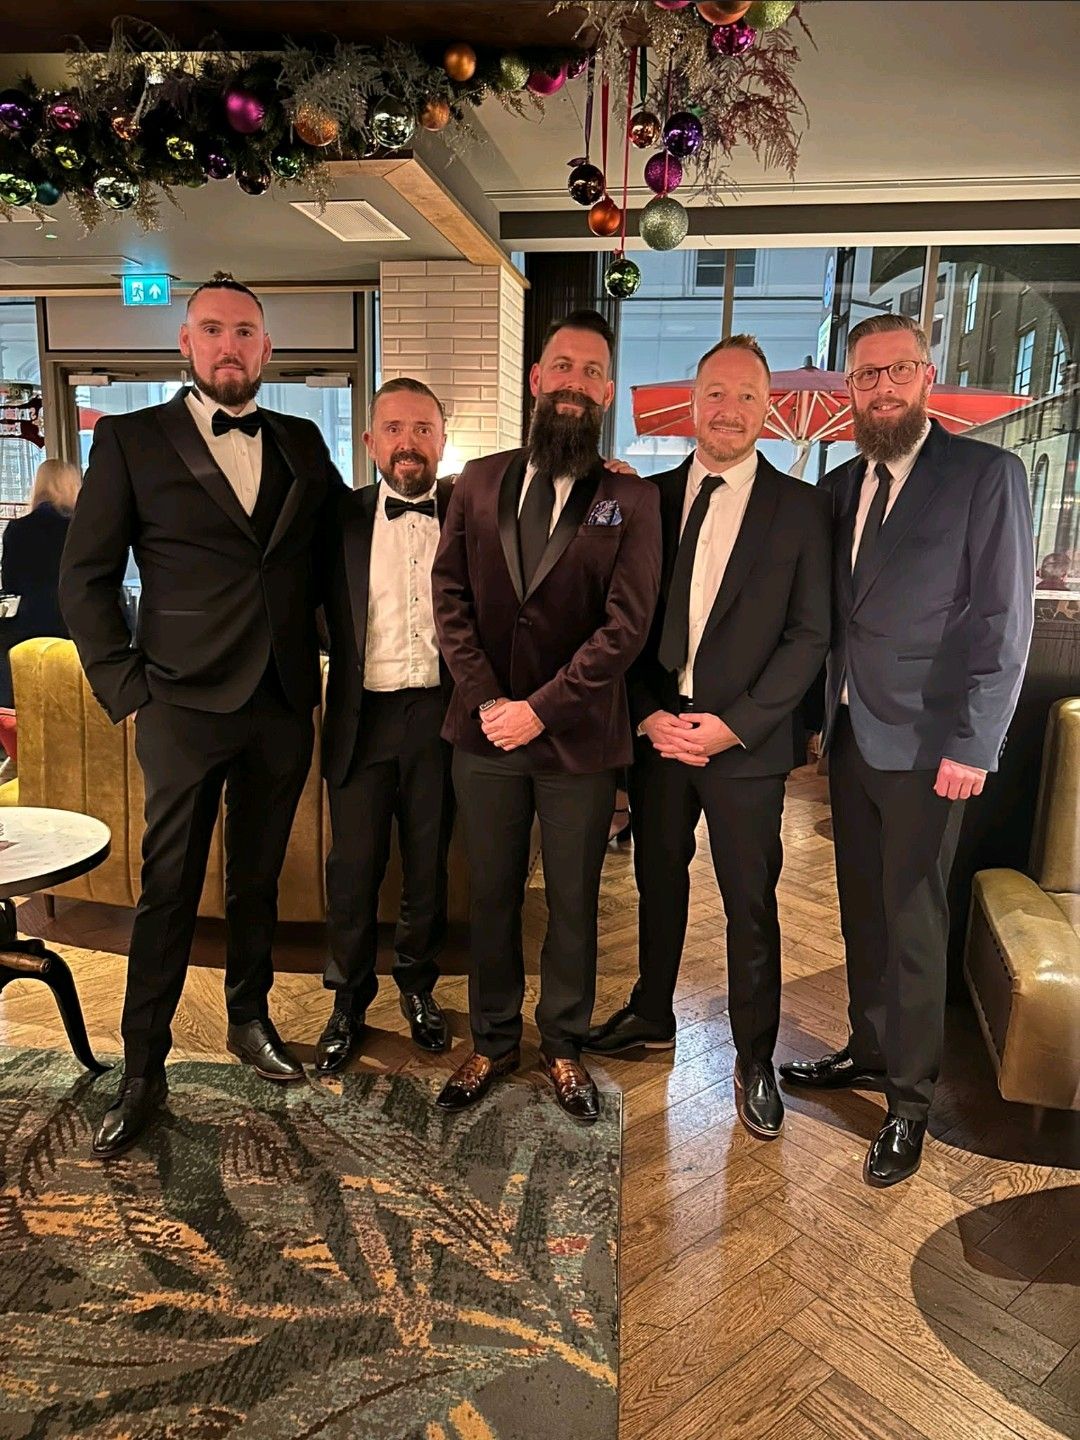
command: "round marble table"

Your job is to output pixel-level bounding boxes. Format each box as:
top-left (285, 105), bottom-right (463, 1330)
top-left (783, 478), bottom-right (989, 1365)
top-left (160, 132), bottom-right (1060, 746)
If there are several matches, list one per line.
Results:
top-left (0, 807), bottom-right (112, 1074)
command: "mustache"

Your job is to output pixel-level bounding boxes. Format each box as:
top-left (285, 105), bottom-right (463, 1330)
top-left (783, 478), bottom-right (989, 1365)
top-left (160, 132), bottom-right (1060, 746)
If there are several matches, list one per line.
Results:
top-left (540, 388), bottom-right (602, 420)
top-left (390, 449), bottom-right (427, 468)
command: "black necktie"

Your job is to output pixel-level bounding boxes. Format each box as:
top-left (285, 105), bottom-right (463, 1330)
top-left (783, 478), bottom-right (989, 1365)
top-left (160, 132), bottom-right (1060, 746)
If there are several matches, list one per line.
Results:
top-left (518, 471), bottom-right (556, 588)
top-left (657, 474), bottom-right (725, 674)
top-left (385, 495), bottom-right (436, 521)
top-left (211, 409), bottom-right (262, 438)
top-left (852, 462), bottom-right (893, 590)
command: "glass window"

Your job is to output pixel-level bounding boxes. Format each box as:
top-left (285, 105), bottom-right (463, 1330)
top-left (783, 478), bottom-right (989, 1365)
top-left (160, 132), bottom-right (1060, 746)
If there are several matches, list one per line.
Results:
top-left (1013, 328), bottom-right (1036, 395)
top-left (1050, 331), bottom-right (1069, 393)
top-left (957, 366), bottom-right (970, 387)
top-left (695, 250), bottom-right (757, 291)
top-left (964, 271), bottom-right (979, 333)
top-left (0, 299), bottom-right (42, 511)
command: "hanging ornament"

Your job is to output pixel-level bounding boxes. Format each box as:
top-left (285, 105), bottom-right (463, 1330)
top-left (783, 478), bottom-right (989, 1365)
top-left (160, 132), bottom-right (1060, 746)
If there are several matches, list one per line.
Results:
top-left (165, 135), bottom-right (197, 164)
top-left (182, 172), bottom-right (208, 189)
top-left (629, 110), bottom-right (662, 149)
top-left (35, 179), bottom-right (62, 206)
top-left (270, 146), bottom-right (304, 179)
top-left (498, 53), bottom-right (531, 91)
top-left (93, 172), bottom-right (139, 210)
top-left (527, 64), bottom-right (568, 96)
top-left (568, 162), bottom-right (605, 206)
top-left (0, 174), bottom-right (35, 207)
top-left (443, 42), bottom-right (477, 82)
top-left (663, 111), bottom-right (704, 158)
top-left (419, 97), bottom-right (451, 132)
top-left (225, 85), bottom-right (267, 135)
top-left (744, 0), bottom-right (796, 28)
top-left (294, 101), bottom-right (339, 148)
top-left (644, 150), bottom-right (683, 194)
top-left (697, 1), bottom-right (752, 20)
top-left (45, 95), bottom-right (82, 132)
top-left (604, 256), bottom-right (642, 299)
top-left (655, 1), bottom-right (693, 8)
top-left (370, 97), bottom-right (416, 149)
top-left (566, 55), bottom-right (590, 81)
top-left (588, 195), bottom-right (622, 237)
top-left (203, 149), bottom-right (234, 180)
top-left (0, 90), bottom-right (36, 136)
top-left (109, 108), bottom-right (140, 142)
top-left (710, 18), bottom-right (757, 55)
top-left (641, 194), bottom-right (689, 250)
top-left (52, 141), bottom-right (83, 171)
top-left (236, 169), bottom-right (271, 195)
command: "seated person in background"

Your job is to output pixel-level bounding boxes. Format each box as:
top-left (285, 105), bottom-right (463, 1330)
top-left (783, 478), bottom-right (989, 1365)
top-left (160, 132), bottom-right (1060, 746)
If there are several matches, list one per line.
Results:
top-left (0, 458), bottom-right (80, 723)
top-left (1036, 551), bottom-right (1071, 591)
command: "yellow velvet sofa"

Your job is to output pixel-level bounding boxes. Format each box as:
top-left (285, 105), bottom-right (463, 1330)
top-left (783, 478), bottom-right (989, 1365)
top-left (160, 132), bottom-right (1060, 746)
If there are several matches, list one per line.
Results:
top-left (1, 636), bottom-right (471, 924)
top-left (965, 697), bottom-right (1080, 1111)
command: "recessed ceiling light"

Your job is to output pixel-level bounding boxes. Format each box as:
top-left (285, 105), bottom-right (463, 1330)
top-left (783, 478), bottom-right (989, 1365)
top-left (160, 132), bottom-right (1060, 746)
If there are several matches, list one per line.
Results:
top-left (45, 232), bottom-right (57, 240)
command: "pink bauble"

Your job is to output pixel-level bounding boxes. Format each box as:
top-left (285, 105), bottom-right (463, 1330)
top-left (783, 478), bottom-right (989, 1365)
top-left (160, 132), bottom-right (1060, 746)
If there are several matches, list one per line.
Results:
top-left (526, 65), bottom-right (568, 96)
top-left (654, 1), bottom-right (693, 8)
top-left (644, 150), bottom-right (683, 193)
top-left (225, 86), bottom-right (266, 135)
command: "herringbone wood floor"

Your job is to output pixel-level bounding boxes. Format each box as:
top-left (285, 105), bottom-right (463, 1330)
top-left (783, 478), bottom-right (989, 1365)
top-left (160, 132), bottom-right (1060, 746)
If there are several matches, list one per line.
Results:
top-left (2, 765), bottom-right (1078, 1440)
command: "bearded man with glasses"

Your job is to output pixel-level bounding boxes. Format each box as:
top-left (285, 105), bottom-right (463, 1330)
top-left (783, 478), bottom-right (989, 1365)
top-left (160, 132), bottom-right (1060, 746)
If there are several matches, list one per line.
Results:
top-left (779, 313), bottom-right (1035, 1187)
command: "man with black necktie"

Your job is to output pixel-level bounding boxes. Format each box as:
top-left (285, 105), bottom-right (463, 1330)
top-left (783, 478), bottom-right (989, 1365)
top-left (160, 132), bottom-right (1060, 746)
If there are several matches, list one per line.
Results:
top-left (586, 335), bottom-right (831, 1142)
top-left (315, 378), bottom-right (454, 1073)
top-left (780, 314), bottom-right (1035, 1187)
top-left (60, 274), bottom-right (346, 1158)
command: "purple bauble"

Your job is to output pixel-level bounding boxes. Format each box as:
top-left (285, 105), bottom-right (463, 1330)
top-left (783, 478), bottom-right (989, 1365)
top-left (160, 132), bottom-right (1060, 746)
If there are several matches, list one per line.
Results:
top-left (46, 96), bottom-right (82, 132)
top-left (225, 86), bottom-right (266, 135)
top-left (709, 18), bottom-right (757, 56)
top-left (0, 90), bottom-right (35, 136)
top-left (526, 65), bottom-right (567, 96)
top-left (203, 150), bottom-right (233, 180)
top-left (566, 55), bottom-right (590, 81)
top-left (644, 149), bottom-right (683, 194)
top-left (663, 110), bottom-right (704, 159)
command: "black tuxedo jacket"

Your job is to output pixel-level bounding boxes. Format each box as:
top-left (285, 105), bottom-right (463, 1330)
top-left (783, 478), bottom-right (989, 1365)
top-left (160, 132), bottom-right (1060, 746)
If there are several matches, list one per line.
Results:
top-left (321, 477), bottom-right (454, 786)
top-left (627, 453), bottom-right (832, 777)
top-left (59, 388), bottom-right (346, 723)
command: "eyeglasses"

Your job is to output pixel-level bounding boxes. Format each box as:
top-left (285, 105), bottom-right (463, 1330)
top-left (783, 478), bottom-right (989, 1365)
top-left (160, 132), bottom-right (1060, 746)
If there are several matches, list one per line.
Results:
top-left (847, 360), bottom-right (927, 391)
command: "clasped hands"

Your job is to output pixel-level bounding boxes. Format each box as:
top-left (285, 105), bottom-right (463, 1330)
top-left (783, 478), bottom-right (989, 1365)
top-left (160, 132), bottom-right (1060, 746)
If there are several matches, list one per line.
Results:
top-left (481, 698), bottom-right (544, 751)
top-left (642, 709), bottom-right (741, 767)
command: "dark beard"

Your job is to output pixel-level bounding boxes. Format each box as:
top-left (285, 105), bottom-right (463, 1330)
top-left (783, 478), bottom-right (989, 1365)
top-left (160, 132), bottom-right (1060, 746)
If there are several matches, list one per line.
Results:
top-left (852, 389), bottom-right (930, 464)
top-left (380, 450), bottom-right (436, 498)
top-left (193, 364), bottom-right (262, 409)
top-left (527, 389), bottom-right (602, 483)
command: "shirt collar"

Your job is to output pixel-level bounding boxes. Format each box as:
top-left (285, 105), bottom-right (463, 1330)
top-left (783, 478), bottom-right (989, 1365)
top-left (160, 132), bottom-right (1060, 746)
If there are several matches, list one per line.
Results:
top-left (861, 420), bottom-right (931, 484)
top-left (688, 447), bottom-right (759, 493)
top-left (523, 460), bottom-right (575, 489)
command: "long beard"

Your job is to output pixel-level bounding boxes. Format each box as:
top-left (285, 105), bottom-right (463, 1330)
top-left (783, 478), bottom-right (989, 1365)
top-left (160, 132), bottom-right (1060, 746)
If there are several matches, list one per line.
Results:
top-left (380, 449), bottom-right (437, 498)
top-left (852, 386), bottom-right (930, 464)
top-left (527, 390), bottom-right (602, 483)
top-left (193, 364), bottom-right (261, 409)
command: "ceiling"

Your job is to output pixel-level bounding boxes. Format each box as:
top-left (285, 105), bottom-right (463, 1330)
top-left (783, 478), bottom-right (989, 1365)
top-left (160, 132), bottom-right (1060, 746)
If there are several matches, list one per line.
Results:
top-left (1, 1), bottom-right (1078, 292)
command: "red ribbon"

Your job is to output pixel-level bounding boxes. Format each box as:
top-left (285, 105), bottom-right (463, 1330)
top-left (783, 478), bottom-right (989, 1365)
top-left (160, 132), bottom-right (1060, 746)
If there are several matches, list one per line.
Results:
top-left (619, 46), bottom-right (638, 255)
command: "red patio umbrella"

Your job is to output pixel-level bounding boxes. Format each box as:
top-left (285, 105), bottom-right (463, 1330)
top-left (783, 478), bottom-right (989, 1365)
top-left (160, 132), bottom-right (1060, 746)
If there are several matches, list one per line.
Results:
top-left (631, 363), bottom-right (1033, 476)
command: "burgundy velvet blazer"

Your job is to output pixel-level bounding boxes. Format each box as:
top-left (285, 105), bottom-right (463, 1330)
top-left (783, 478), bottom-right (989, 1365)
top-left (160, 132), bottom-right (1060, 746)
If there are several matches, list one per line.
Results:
top-left (432, 447), bottom-right (661, 773)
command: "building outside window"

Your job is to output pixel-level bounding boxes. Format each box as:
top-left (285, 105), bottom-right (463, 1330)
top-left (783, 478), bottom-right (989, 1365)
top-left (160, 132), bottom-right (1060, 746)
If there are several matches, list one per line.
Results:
top-left (694, 250), bottom-right (757, 291)
top-left (1014, 328), bottom-right (1036, 395)
top-left (964, 271), bottom-right (979, 333)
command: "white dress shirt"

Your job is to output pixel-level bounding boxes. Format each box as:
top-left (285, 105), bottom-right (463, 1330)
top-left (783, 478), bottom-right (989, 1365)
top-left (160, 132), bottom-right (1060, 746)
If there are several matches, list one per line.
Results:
top-left (185, 387), bottom-right (262, 515)
top-left (518, 462), bottom-right (575, 533)
top-left (841, 420), bottom-right (931, 703)
top-left (363, 480), bottom-right (441, 692)
top-left (679, 448), bottom-right (759, 699)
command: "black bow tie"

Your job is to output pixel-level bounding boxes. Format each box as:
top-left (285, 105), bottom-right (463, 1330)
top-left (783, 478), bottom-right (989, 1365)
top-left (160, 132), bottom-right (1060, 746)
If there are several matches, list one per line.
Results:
top-left (385, 495), bottom-right (436, 521)
top-left (211, 409), bottom-right (262, 438)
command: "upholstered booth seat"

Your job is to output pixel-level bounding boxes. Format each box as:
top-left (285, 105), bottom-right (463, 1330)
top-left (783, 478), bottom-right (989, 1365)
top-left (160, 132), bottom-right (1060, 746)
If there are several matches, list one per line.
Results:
top-left (965, 698), bottom-right (1080, 1111)
top-left (2, 637), bottom-right (471, 924)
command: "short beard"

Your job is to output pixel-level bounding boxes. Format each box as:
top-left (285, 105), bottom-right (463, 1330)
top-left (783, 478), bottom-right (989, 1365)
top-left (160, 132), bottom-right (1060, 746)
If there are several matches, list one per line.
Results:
top-left (527, 389), bottom-right (603, 484)
top-left (380, 450), bottom-right (436, 498)
top-left (193, 365), bottom-right (261, 409)
top-left (852, 387), bottom-right (930, 464)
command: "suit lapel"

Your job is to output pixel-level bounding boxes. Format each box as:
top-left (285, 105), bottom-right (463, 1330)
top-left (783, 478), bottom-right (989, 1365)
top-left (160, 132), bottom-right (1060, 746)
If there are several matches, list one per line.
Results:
top-left (699, 461), bottom-right (781, 647)
top-left (436, 475), bottom-right (453, 525)
top-left (659, 459), bottom-right (691, 598)
top-left (343, 484), bottom-right (378, 660)
top-left (497, 451), bottom-right (528, 603)
top-left (852, 422), bottom-right (948, 610)
top-left (524, 461), bottom-right (604, 601)
top-left (260, 412), bottom-right (307, 555)
top-left (835, 458), bottom-right (862, 609)
top-left (158, 390), bottom-right (258, 544)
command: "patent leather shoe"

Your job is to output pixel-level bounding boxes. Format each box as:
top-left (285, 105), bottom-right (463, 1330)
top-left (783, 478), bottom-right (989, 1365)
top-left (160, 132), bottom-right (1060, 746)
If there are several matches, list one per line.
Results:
top-left (582, 1003), bottom-right (676, 1056)
top-left (778, 1045), bottom-right (885, 1091)
top-left (314, 1006), bottom-right (366, 1075)
top-left (399, 990), bottom-right (449, 1052)
top-left (226, 1017), bottom-right (304, 1082)
top-left (734, 1059), bottom-right (784, 1139)
top-left (436, 1049), bottom-right (519, 1111)
top-left (92, 1072), bottom-right (168, 1159)
top-left (865, 1113), bottom-right (926, 1187)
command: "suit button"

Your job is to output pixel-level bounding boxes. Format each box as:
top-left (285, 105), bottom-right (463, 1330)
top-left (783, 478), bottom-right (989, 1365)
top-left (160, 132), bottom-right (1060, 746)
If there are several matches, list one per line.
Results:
top-left (517, 616), bottom-right (531, 627)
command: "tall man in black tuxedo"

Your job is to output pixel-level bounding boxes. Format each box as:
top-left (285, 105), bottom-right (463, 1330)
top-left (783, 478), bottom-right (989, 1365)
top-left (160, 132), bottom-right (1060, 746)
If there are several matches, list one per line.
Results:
top-left (780, 315), bottom-right (1035, 1187)
top-left (60, 275), bottom-right (345, 1158)
top-left (316, 378), bottom-right (454, 1073)
top-left (586, 336), bottom-right (831, 1141)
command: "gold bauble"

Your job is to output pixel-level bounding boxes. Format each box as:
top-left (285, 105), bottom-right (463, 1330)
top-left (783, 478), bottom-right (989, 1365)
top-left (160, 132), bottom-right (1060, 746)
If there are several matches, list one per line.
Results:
top-left (443, 42), bottom-right (477, 83)
top-left (697, 1), bottom-right (752, 20)
top-left (419, 97), bottom-right (451, 132)
top-left (294, 101), bottom-right (340, 148)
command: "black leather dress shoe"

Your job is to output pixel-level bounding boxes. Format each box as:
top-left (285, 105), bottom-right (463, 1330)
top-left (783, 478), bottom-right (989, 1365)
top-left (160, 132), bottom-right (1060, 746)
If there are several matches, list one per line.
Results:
top-left (314, 1007), bottom-right (366, 1075)
top-left (865, 1113), bottom-right (927, 1187)
top-left (399, 990), bottom-right (449, 1052)
top-left (734, 1060), bottom-right (784, 1139)
top-left (778, 1045), bottom-right (886, 1091)
top-left (226, 1018), bottom-right (304, 1082)
top-left (582, 1004), bottom-right (676, 1056)
top-left (435, 1049), bottom-right (519, 1111)
top-left (92, 1072), bottom-right (168, 1159)
top-left (541, 1055), bottom-right (601, 1124)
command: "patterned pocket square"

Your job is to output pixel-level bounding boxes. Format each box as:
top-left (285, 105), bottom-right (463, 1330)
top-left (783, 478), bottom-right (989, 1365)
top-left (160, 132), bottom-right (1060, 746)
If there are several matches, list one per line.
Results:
top-left (586, 499), bottom-right (623, 526)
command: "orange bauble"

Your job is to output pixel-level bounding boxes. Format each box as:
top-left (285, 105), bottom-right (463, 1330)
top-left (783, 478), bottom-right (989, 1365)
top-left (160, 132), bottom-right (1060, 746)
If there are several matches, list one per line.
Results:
top-left (420, 97), bottom-right (451, 131)
top-left (443, 42), bottom-right (477, 82)
top-left (588, 196), bottom-right (623, 238)
top-left (697, 1), bottom-right (752, 21)
top-left (294, 102), bottom-right (340, 148)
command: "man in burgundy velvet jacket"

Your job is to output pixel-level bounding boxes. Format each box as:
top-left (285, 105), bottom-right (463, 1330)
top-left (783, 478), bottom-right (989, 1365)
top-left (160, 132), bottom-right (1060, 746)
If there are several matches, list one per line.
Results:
top-left (431, 309), bottom-right (661, 1122)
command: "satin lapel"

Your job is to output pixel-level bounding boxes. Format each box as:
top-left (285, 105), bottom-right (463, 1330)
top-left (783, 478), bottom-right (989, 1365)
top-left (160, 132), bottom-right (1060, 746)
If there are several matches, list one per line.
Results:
top-left (158, 390), bottom-right (258, 545)
top-left (659, 460), bottom-right (691, 597)
top-left (497, 451), bottom-right (528, 603)
top-left (699, 463), bottom-right (781, 647)
top-left (260, 412), bottom-right (307, 554)
top-left (343, 484), bottom-right (377, 660)
top-left (852, 425), bottom-right (948, 611)
top-left (524, 462), bottom-right (604, 601)
top-left (436, 475), bottom-right (453, 526)
top-left (835, 459), bottom-right (862, 608)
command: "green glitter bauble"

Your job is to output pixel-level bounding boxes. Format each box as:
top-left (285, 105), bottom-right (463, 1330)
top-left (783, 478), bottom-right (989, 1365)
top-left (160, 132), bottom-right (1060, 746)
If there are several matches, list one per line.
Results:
top-left (497, 53), bottom-right (531, 91)
top-left (604, 255), bottom-right (642, 299)
top-left (744, 1), bottom-right (796, 30)
top-left (640, 195), bottom-right (689, 251)
top-left (270, 146), bottom-right (304, 179)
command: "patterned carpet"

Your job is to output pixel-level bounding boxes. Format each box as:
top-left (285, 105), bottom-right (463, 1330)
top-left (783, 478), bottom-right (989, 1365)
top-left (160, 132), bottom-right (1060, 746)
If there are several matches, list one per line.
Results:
top-left (0, 1047), bottom-right (620, 1440)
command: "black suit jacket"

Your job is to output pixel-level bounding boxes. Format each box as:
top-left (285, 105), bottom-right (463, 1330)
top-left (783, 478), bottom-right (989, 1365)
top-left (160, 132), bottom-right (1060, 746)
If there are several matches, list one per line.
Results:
top-left (321, 477), bottom-right (453, 787)
top-left (627, 453), bottom-right (832, 777)
top-left (59, 389), bottom-right (346, 723)
top-left (1, 502), bottom-right (70, 639)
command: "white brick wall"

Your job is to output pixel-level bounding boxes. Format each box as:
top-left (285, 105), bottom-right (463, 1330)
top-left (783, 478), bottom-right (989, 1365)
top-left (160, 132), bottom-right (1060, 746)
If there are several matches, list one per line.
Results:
top-left (378, 259), bottom-right (526, 468)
